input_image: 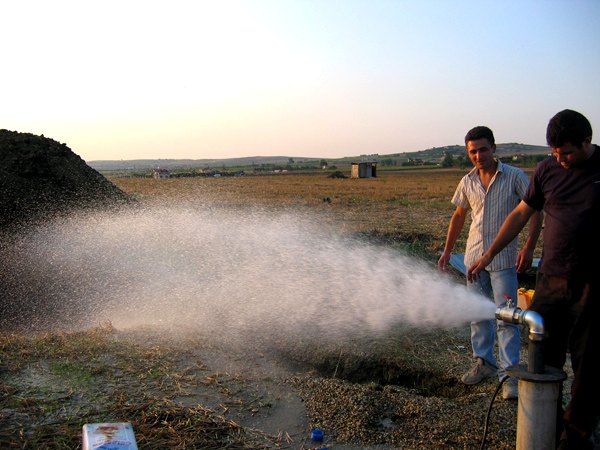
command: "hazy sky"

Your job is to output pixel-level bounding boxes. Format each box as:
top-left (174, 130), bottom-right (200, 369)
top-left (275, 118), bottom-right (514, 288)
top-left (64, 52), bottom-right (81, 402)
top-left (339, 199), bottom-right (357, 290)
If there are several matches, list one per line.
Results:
top-left (3, 0), bottom-right (599, 161)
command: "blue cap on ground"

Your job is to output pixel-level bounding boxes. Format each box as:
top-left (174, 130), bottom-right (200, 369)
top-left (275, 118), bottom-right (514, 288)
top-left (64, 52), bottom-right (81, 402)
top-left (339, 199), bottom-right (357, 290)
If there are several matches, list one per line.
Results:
top-left (311, 429), bottom-right (324, 441)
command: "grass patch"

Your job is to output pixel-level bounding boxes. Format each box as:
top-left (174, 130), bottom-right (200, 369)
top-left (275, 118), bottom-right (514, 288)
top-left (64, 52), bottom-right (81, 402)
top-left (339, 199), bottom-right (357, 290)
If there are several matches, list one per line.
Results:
top-left (0, 325), bottom-right (282, 449)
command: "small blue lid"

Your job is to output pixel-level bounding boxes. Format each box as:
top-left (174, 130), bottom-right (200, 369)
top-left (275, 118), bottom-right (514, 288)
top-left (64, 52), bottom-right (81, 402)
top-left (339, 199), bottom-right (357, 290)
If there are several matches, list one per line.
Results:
top-left (311, 428), bottom-right (324, 441)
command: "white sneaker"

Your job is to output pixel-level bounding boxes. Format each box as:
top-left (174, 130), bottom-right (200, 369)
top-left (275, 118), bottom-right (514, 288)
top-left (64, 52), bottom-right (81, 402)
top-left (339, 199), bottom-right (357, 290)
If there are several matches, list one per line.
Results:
top-left (461, 358), bottom-right (497, 385)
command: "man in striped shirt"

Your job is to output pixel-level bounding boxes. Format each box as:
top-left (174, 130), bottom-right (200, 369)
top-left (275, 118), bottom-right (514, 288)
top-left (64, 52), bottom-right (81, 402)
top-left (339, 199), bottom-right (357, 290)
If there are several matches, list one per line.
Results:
top-left (438, 126), bottom-right (542, 400)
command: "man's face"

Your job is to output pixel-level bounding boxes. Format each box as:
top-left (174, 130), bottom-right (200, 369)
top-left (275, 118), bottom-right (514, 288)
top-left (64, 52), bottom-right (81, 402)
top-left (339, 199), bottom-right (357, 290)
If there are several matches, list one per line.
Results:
top-left (466, 138), bottom-right (495, 170)
top-left (551, 141), bottom-right (590, 169)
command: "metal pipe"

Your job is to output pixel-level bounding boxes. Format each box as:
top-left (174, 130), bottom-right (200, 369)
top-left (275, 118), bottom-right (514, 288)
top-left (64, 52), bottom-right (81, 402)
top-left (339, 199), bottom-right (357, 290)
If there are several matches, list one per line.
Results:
top-left (495, 300), bottom-right (567, 450)
top-left (528, 340), bottom-right (544, 375)
top-left (495, 305), bottom-right (544, 340)
top-left (495, 304), bottom-right (545, 373)
top-left (516, 379), bottom-right (562, 450)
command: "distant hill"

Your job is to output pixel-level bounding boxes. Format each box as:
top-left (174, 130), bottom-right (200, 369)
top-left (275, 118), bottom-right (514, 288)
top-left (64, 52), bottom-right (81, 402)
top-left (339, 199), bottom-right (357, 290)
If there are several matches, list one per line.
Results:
top-left (87, 156), bottom-right (322, 171)
top-left (495, 143), bottom-right (549, 156)
top-left (414, 143), bottom-right (549, 158)
top-left (87, 143), bottom-right (550, 172)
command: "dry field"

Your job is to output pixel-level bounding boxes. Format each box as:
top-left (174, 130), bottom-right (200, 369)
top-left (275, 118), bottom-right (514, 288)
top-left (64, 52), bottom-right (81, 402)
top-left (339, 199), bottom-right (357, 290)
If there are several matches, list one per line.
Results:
top-left (113, 169), bottom-right (465, 254)
top-left (1, 169), bottom-right (553, 449)
top-left (111, 169), bottom-right (540, 259)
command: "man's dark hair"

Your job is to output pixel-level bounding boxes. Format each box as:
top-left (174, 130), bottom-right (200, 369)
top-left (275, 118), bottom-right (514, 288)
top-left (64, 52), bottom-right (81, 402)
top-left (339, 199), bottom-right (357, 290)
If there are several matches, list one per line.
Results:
top-left (546, 109), bottom-right (593, 149)
top-left (465, 126), bottom-right (495, 146)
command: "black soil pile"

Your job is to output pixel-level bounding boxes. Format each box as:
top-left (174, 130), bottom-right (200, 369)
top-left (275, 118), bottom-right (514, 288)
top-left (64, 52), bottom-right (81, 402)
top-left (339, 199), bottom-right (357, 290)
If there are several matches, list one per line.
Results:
top-left (0, 130), bottom-right (134, 330)
top-left (0, 129), bottom-right (131, 230)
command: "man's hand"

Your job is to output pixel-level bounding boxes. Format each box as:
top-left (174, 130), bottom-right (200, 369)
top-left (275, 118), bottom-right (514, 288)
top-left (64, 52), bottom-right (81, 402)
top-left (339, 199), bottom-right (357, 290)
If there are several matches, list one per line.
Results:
top-left (516, 247), bottom-right (534, 273)
top-left (437, 250), bottom-right (451, 271)
top-left (467, 254), bottom-right (492, 282)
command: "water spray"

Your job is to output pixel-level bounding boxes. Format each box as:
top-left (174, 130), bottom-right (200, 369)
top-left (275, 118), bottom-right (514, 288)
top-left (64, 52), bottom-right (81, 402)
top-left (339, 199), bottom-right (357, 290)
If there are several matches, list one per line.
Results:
top-left (0, 206), bottom-right (496, 336)
top-left (495, 300), bottom-right (566, 450)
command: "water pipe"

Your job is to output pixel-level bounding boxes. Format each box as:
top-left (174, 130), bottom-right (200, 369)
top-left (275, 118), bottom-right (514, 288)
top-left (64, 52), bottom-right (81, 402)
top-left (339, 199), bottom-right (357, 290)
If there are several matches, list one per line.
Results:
top-left (495, 300), bottom-right (544, 374)
top-left (494, 300), bottom-right (567, 450)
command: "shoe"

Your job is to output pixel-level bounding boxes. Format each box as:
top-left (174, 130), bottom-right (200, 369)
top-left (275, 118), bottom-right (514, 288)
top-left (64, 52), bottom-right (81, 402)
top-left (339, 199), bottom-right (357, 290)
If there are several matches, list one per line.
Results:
top-left (502, 380), bottom-right (518, 400)
top-left (461, 358), bottom-right (497, 385)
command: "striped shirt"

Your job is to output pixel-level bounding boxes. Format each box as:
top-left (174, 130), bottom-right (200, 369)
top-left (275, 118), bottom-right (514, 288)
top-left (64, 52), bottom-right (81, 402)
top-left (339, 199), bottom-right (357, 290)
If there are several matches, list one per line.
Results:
top-left (452, 161), bottom-right (529, 271)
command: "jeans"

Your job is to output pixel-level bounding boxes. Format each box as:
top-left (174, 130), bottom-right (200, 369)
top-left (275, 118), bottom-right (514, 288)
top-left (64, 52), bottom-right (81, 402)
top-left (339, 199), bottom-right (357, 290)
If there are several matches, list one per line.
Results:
top-left (466, 267), bottom-right (520, 379)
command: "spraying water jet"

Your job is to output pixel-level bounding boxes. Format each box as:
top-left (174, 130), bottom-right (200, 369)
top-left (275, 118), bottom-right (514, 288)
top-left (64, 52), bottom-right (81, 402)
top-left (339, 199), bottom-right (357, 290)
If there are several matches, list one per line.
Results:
top-left (0, 205), bottom-right (496, 338)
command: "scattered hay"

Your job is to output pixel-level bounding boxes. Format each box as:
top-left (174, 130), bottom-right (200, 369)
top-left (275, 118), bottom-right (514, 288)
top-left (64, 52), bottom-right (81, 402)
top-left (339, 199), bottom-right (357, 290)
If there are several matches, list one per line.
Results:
top-left (0, 325), bottom-right (282, 449)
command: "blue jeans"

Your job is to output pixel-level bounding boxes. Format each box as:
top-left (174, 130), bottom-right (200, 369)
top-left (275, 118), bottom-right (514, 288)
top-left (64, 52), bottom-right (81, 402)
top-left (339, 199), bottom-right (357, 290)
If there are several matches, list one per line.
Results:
top-left (467, 267), bottom-right (520, 379)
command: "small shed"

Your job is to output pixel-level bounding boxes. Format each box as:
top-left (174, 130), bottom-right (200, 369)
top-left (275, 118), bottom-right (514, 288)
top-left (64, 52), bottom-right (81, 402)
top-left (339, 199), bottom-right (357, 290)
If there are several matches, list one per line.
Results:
top-left (351, 161), bottom-right (377, 178)
top-left (153, 168), bottom-right (170, 179)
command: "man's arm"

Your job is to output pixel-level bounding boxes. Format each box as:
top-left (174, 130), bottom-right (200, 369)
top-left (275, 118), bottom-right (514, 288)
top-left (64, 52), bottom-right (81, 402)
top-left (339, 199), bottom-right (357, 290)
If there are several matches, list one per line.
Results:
top-left (515, 209), bottom-right (543, 273)
top-left (467, 200), bottom-right (536, 281)
top-left (437, 206), bottom-right (468, 271)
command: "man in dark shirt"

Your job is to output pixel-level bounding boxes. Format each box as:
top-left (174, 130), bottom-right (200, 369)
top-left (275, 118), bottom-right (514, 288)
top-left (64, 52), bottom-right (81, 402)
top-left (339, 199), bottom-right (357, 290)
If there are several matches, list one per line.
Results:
top-left (467, 109), bottom-right (600, 449)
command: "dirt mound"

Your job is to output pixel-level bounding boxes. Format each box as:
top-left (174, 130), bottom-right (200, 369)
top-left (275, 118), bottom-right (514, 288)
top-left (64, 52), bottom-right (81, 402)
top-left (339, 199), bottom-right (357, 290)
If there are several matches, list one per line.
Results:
top-left (0, 129), bottom-right (131, 229)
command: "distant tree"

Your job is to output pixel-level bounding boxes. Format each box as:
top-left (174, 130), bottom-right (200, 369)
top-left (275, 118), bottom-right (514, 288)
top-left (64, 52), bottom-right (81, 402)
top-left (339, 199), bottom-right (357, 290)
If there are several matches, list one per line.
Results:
top-left (455, 154), bottom-right (468, 168)
top-left (320, 159), bottom-right (328, 167)
top-left (288, 157), bottom-right (295, 164)
top-left (441, 153), bottom-right (454, 167)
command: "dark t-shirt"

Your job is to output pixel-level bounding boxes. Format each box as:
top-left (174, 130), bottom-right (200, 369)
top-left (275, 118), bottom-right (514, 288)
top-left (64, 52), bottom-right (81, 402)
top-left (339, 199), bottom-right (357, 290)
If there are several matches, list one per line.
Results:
top-left (523, 145), bottom-right (600, 277)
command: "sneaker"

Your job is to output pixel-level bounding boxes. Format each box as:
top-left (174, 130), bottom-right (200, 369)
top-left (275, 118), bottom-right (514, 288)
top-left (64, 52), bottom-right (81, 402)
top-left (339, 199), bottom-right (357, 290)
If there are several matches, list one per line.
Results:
top-left (502, 380), bottom-right (518, 400)
top-left (461, 358), bottom-right (497, 385)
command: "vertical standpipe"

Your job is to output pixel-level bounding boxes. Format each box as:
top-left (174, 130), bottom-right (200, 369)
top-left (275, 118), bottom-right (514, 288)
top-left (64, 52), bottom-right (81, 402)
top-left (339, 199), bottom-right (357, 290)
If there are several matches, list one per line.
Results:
top-left (495, 305), bottom-right (567, 450)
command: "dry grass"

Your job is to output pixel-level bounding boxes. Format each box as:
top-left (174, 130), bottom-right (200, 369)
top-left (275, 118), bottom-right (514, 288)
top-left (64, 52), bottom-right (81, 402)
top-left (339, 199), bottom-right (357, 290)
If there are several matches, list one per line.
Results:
top-left (111, 169), bottom-right (460, 210)
top-left (0, 324), bottom-right (281, 449)
top-left (111, 170), bottom-right (466, 256)
top-left (111, 169), bottom-right (540, 258)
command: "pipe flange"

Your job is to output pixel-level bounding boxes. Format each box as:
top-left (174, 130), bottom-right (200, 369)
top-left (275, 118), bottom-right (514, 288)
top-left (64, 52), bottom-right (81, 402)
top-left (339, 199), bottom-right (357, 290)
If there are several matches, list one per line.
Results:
top-left (506, 364), bottom-right (567, 382)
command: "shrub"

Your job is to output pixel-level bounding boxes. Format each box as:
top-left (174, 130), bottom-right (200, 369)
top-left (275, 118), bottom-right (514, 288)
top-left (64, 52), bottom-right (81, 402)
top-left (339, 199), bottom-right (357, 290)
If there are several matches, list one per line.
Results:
top-left (328, 170), bottom-right (347, 179)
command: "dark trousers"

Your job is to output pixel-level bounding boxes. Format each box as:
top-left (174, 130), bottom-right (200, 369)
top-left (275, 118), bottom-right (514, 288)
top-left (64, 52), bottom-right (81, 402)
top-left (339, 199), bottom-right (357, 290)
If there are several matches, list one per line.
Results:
top-left (529, 273), bottom-right (599, 446)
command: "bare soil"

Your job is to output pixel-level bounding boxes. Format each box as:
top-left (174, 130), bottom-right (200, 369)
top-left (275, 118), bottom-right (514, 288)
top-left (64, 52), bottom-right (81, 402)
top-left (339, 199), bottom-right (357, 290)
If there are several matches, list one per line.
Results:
top-left (1, 323), bottom-right (526, 449)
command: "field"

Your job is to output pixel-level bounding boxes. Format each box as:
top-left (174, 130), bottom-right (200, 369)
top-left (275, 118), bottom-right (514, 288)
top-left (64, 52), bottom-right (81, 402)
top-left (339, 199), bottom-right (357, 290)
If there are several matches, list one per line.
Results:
top-left (0, 169), bottom-right (551, 449)
top-left (112, 169), bottom-right (540, 261)
top-left (114, 169), bottom-right (479, 255)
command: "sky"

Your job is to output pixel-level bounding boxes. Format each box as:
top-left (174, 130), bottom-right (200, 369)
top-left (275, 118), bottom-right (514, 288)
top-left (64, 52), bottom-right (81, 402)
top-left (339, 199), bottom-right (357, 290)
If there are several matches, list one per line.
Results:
top-left (2, 0), bottom-right (600, 162)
